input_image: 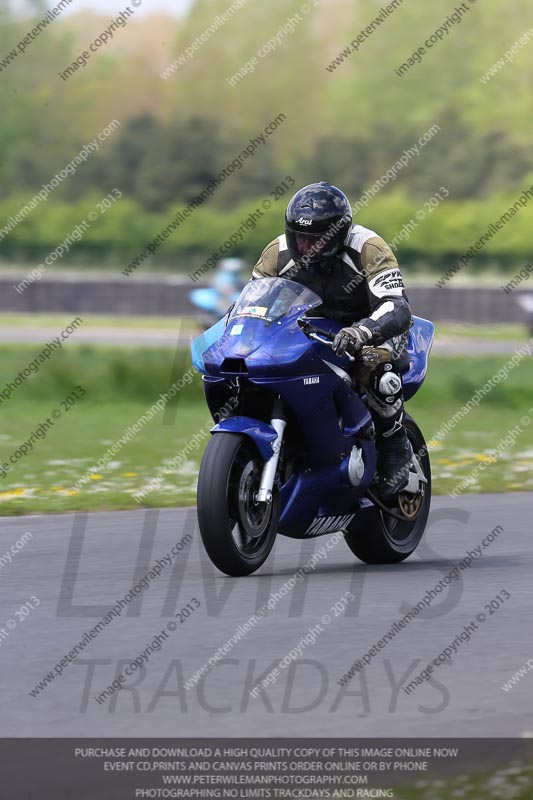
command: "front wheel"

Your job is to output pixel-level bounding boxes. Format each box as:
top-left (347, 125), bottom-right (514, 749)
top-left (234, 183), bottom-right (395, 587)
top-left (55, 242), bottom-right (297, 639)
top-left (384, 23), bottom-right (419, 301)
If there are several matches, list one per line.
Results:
top-left (344, 413), bottom-right (431, 564)
top-left (197, 433), bottom-right (280, 576)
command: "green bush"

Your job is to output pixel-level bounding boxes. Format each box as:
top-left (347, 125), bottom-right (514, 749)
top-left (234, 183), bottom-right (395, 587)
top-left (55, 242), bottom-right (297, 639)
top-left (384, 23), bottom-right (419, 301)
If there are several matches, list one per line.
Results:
top-left (1, 191), bottom-right (531, 273)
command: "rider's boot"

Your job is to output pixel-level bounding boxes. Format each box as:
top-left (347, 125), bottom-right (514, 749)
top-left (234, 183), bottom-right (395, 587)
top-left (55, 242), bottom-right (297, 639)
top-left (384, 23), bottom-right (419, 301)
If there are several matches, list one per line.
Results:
top-left (372, 403), bottom-right (412, 503)
top-left (362, 358), bottom-right (412, 503)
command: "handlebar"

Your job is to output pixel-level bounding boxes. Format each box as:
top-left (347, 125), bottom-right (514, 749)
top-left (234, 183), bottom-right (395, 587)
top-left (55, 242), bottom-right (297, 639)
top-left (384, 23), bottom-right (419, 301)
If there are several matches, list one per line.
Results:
top-left (297, 317), bottom-right (356, 362)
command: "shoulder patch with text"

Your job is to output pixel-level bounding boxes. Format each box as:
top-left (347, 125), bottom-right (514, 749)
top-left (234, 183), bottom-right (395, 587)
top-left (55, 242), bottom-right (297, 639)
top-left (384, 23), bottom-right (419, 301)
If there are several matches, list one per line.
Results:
top-left (368, 268), bottom-right (405, 298)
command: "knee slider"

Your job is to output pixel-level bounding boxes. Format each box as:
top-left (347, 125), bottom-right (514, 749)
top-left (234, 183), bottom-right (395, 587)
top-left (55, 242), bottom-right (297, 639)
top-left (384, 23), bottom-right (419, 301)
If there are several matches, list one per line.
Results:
top-left (373, 363), bottom-right (402, 405)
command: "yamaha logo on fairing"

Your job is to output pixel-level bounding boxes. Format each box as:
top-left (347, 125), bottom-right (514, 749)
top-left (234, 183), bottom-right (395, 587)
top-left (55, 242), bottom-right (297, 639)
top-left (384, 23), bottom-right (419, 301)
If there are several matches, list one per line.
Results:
top-left (303, 377), bottom-right (320, 385)
top-left (296, 217), bottom-right (312, 226)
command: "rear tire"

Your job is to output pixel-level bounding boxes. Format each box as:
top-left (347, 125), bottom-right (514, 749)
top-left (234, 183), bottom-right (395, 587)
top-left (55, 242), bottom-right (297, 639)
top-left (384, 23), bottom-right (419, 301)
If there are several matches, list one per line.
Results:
top-left (197, 433), bottom-right (280, 576)
top-left (344, 413), bottom-right (431, 564)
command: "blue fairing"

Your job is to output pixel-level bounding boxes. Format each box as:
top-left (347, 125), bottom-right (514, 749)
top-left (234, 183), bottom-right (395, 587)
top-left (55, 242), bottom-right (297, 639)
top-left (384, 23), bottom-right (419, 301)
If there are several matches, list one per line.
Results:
top-left (403, 316), bottom-right (435, 400)
top-left (190, 278), bottom-right (433, 538)
top-left (192, 311), bottom-right (434, 397)
top-left (191, 316), bottom-right (227, 373)
top-left (212, 416), bottom-right (277, 461)
top-left (203, 312), bottom-right (329, 377)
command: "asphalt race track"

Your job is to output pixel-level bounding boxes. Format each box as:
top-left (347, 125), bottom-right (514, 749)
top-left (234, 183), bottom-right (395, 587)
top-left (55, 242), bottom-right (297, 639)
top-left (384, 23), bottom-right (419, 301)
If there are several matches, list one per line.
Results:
top-left (1, 493), bottom-right (531, 737)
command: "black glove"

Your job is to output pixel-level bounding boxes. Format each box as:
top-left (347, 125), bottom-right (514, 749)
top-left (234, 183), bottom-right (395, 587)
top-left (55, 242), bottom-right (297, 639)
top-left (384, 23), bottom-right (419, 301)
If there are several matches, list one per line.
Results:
top-left (332, 324), bottom-right (372, 357)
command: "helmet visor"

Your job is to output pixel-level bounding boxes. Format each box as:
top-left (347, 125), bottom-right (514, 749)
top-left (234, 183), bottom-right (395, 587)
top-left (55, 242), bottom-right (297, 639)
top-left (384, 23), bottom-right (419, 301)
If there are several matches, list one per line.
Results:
top-left (286, 229), bottom-right (340, 265)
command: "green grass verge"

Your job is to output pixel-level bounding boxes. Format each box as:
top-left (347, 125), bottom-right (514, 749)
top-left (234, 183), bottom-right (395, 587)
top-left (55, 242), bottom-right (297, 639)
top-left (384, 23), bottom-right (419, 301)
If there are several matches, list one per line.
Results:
top-left (436, 322), bottom-right (529, 341)
top-left (0, 346), bottom-right (531, 515)
top-left (393, 759), bottom-right (533, 799)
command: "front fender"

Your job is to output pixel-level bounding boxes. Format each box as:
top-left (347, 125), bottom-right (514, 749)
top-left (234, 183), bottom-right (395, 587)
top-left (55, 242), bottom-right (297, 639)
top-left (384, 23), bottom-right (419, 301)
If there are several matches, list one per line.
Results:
top-left (211, 416), bottom-right (276, 461)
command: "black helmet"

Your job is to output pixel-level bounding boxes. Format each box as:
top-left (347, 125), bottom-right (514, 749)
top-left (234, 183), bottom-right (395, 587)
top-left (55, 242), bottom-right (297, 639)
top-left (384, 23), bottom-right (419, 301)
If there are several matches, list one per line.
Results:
top-left (285, 181), bottom-right (352, 266)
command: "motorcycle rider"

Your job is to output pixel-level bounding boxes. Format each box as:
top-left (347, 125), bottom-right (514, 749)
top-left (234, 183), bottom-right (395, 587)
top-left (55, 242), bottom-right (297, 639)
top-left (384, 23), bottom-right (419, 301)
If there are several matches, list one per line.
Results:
top-left (252, 181), bottom-right (412, 502)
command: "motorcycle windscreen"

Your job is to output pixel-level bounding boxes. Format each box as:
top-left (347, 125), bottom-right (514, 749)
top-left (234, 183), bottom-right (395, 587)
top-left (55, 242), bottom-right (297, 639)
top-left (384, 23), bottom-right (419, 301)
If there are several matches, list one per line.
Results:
top-left (191, 316), bottom-right (227, 373)
top-left (228, 277), bottom-right (322, 324)
top-left (192, 278), bottom-right (323, 373)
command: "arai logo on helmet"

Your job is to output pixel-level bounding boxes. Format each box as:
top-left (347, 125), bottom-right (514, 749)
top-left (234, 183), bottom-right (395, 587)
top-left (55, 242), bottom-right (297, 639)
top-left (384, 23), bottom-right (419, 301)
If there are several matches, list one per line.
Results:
top-left (296, 217), bottom-right (312, 226)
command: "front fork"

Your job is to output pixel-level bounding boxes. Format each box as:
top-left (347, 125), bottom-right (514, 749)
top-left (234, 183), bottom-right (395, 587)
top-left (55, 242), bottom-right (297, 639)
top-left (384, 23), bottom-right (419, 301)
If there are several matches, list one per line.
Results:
top-left (256, 398), bottom-right (286, 504)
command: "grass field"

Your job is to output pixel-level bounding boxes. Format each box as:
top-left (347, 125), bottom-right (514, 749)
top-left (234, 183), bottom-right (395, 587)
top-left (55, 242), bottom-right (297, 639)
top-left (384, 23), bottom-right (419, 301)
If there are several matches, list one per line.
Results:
top-left (393, 760), bottom-right (533, 800)
top-left (0, 343), bottom-right (531, 515)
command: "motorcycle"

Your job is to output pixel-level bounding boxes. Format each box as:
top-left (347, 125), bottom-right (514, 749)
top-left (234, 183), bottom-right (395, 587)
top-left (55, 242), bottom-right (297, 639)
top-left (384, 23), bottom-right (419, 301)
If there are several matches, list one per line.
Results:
top-left (191, 277), bottom-right (434, 576)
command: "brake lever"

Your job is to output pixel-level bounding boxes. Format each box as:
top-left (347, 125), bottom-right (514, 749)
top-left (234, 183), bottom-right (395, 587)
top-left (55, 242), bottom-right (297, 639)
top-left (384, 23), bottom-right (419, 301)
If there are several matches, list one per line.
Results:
top-left (297, 316), bottom-right (357, 362)
top-left (305, 328), bottom-right (356, 363)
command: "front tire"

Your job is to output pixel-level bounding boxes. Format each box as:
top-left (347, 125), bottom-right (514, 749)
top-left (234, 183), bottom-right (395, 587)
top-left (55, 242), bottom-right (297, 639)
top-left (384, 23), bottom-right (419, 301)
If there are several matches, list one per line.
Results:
top-left (197, 433), bottom-right (280, 576)
top-left (344, 413), bottom-right (431, 564)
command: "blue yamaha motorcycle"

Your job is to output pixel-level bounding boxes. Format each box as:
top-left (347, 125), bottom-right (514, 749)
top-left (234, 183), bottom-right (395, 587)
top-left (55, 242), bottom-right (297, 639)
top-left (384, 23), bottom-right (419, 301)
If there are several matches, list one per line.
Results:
top-left (191, 277), bottom-right (434, 576)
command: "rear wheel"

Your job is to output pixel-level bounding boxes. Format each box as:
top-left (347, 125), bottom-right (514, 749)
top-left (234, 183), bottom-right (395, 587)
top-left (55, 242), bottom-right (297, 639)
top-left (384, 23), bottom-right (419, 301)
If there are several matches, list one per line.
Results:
top-left (197, 433), bottom-right (280, 576)
top-left (344, 414), bottom-right (431, 564)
